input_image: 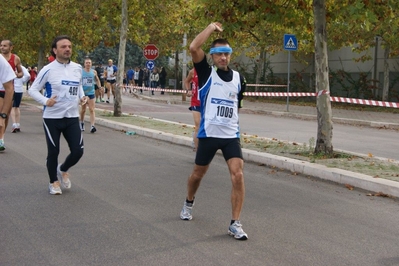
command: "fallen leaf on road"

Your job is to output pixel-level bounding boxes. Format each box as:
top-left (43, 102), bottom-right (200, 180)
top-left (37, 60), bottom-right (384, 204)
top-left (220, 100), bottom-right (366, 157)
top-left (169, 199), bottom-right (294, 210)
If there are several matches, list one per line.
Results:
top-left (367, 192), bottom-right (391, 197)
top-left (375, 192), bottom-right (390, 197)
top-left (345, 184), bottom-right (354, 190)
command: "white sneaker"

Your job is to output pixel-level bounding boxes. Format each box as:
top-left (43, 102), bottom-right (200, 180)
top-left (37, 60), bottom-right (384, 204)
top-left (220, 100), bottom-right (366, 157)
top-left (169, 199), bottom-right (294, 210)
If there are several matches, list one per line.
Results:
top-left (180, 200), bottom-right (194, 220)
top-left (80, 122), bottom-right (85, 131)
top-left (228, 221), bottom-right (248, 240)
top-left (57, 164), bottom-right (71, 189)
top-left (49, 182), bottom-right (62, 195)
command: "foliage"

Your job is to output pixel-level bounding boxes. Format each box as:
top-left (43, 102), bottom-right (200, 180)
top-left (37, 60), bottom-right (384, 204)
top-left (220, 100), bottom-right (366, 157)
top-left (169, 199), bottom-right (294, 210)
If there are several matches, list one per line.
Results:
top-left (2, 0), bottom-right (399, 70)
top-left (329, 69), bottom-right (376, 98)
top-left (1, 0), bottom-right (202, 66)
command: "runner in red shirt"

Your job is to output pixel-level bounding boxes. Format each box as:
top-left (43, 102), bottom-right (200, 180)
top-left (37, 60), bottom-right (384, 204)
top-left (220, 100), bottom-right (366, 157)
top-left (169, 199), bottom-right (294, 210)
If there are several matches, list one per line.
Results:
top-left (47, 54), bottom-right (55, 63)
top-left (29, 66), bottom-right (37, 88)
top-left (184, 68), bottom-right (200, 151)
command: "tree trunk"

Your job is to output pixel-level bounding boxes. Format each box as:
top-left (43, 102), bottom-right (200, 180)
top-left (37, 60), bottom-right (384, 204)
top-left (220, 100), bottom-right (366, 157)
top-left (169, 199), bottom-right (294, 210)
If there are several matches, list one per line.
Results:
top-left (313, 0), bottom-right (333, 155)
top-left (175, 50), bottom-right (180, 89)
top-left (37, 18), bottom-right (46, 71)
top-left (37, 44), bottom-right (45, 71)
top-left (255, 48), bottom-right (266, 92)
top-left (382, 46), bottom-right (390, 101)
top-left (114, 0), bottom-right (128, 117)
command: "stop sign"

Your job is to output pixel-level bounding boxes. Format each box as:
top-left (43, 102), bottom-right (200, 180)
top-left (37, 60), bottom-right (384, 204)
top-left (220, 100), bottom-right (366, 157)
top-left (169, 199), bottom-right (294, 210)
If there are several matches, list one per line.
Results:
top-left (143, 44), bottom-right (159, 60)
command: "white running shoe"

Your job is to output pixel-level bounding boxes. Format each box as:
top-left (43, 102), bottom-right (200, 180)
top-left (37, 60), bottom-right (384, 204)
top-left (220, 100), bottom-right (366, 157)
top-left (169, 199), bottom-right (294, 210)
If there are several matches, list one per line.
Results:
top-left (180, 200), bottom-right (194, 220)
top-left (49, 182), bottom-right (62, 195)
top-left (57, 164), bottom-right (71, 189)
top-left (228, 221), bottom-right (248, 240)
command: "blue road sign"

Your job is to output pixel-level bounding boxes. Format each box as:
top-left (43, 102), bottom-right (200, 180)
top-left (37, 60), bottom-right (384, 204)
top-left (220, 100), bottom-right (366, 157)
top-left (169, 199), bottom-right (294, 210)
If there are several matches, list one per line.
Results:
top-left (146, 60), bottom-right (155, 70)
top-left (284, 34), bottom-right (298, 51)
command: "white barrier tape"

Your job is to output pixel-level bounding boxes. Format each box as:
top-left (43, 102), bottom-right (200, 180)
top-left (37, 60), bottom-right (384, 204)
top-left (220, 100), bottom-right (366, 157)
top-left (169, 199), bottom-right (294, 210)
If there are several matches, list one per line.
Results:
top-left (330, 97), bottom-right (399, 108)
top-left (119, 84), bottom-right (187, 94)
top-left (118, 84), bottom-right (398, 108)
top-left (245, 90), bottom-right (329, 97)
top-left (243, 92), bottom-right (399, 108)
top-left (247, 84), bottom-right (287, 87)
top-left (244, 92), bottom-right (316, 97)
top-left (317, 89), bottom-right (330, 97)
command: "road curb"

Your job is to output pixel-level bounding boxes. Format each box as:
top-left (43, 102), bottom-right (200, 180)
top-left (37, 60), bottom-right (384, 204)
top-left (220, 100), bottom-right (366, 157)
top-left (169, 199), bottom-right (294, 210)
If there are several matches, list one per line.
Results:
top-left (243, 149), bottom-right (399, 197)
top-left (132, 93), bottom-right (188, 105)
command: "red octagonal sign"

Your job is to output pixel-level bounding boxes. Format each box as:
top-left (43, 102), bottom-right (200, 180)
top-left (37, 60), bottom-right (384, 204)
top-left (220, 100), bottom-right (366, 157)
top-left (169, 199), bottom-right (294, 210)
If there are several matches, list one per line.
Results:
top-left (143, 44), bottom-right (159, 60)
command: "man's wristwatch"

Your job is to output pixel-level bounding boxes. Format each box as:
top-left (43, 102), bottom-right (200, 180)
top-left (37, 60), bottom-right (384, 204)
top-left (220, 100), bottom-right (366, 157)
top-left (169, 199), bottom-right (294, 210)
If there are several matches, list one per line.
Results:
top-left (0, 113), bottom-right (7, 119)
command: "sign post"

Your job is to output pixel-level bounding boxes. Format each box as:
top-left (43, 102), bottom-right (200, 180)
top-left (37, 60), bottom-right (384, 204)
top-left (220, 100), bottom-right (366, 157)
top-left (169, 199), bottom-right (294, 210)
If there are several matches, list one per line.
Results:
top-left (283, 34), bottom-right (298, 112)
top-left (143, 44), bottom-right (159, 61)
top-left (143, 44), bottom-right (159, 96)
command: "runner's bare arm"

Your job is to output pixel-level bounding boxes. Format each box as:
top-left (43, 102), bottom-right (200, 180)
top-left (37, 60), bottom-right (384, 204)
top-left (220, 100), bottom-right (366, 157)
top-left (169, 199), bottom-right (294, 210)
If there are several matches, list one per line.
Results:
top-left (189, 22), bottom-right (223, 64)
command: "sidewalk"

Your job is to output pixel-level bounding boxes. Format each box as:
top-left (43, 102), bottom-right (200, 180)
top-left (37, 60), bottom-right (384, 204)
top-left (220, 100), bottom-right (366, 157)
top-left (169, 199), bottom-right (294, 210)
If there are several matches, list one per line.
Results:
top-left (91, 91), bottom-right (399, 198)
top-left (131, 91), bottom-right (399, 129)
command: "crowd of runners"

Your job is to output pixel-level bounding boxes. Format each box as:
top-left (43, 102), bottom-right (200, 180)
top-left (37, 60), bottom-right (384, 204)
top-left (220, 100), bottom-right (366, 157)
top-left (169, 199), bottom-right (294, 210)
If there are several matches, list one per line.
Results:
top-left (0, 21), bottom-right (249, 241)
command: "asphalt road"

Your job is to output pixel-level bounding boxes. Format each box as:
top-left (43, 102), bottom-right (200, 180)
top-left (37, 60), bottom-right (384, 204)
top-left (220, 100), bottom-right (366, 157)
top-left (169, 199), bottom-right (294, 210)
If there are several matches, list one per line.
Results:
top-left (1, 104), bottom-right (399, 266)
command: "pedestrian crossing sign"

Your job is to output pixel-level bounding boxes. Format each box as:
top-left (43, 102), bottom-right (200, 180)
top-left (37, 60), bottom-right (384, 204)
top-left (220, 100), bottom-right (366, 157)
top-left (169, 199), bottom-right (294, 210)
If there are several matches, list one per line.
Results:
top-left (284, 34), bottom-right (298, 51)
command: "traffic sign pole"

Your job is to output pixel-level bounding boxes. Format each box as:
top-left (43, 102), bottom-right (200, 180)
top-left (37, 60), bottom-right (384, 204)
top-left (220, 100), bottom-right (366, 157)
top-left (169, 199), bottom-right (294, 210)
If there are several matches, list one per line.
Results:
top-left (287, 51), bottom-right (291, 112)
top-left (283, 34), bottom-right (298, 112)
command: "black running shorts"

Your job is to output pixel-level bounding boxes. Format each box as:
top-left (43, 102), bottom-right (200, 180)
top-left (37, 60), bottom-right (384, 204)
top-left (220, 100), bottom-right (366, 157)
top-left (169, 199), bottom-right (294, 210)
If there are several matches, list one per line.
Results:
top-left (195, 138), bottom-right (243, 166)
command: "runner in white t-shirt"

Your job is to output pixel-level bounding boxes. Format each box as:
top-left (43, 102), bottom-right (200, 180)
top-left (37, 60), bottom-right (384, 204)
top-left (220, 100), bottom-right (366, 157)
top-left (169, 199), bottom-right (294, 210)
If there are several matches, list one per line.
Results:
top-left (29, 35), bottom-right (88, 195)
top-left (105, 59), bottom-right (117, 103)
top-left (10, 65), bottom-right (30, 133)
top-left (0, 55), bottom-right (16, 151)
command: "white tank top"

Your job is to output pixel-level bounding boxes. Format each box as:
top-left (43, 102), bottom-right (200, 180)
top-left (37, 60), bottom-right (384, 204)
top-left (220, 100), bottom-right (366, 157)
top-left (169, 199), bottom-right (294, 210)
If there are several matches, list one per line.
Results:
top-left (197, 67), bottom-right (241, 138)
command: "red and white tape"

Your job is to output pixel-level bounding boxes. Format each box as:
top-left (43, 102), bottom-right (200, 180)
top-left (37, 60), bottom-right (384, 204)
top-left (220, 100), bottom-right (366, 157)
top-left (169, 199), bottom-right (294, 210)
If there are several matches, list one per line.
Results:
top-left (120, 85), bottom-right (186, 93)
top-left (317, 89), bottom-right (330, 96)
top-left (246, 84), bottom-right (287, 87)
top-left (244, 92), bottom-right (316, 97)
top-left (244, 91), bottom-right (398, 108)
top-left (330, 97), bottom-right (399, 108)
top-left (119, 84), bottom-right (398, 108)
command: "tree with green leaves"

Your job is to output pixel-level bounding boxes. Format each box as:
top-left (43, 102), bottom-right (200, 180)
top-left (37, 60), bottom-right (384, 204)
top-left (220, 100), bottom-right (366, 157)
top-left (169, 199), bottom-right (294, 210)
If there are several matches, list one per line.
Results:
top-left (2, 0), bottom-right (398, 144)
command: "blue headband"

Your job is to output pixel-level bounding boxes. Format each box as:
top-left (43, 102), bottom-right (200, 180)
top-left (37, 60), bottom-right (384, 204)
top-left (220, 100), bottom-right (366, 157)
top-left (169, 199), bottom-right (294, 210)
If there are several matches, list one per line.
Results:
top-left (209, 46), bottom-right (233, 54)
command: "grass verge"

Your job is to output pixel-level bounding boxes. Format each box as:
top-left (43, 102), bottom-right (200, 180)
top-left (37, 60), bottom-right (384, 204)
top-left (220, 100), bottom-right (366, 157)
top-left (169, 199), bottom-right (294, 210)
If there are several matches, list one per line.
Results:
top-left (96, 110), bottom-right (399, 182)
